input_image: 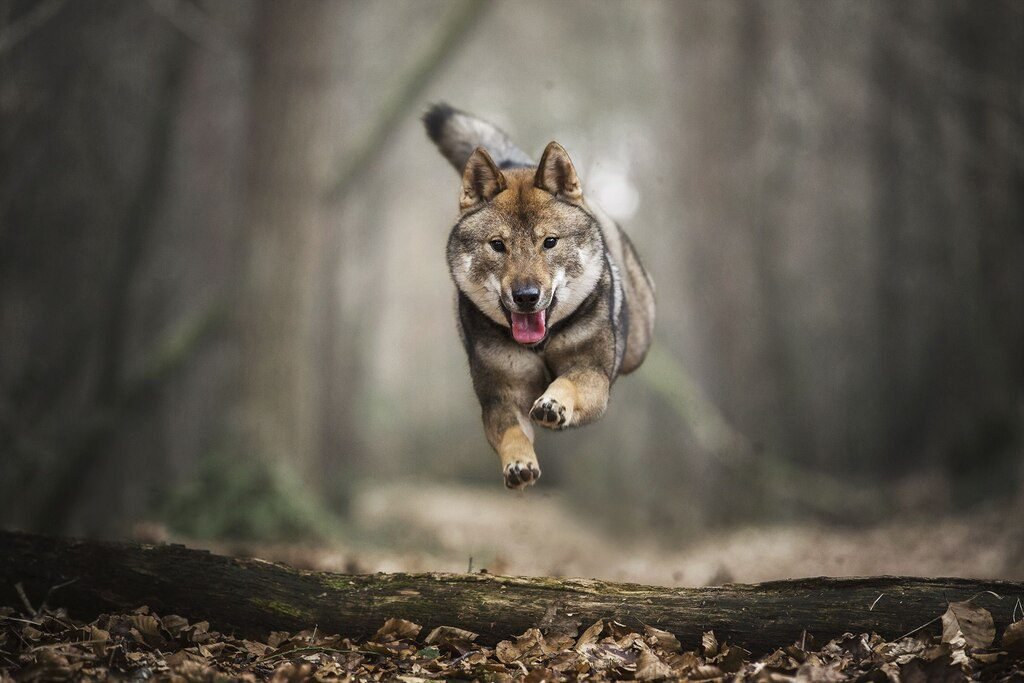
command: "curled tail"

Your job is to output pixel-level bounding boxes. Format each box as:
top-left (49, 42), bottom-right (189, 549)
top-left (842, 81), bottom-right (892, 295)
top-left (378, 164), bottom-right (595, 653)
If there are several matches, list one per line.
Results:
top-left (423, 103), bottom-right (533, 173)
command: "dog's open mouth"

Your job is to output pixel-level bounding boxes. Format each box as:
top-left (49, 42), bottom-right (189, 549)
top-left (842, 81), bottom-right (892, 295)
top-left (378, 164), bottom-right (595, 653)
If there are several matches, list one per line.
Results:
top-left (510, 309), bottom-right (547, 345)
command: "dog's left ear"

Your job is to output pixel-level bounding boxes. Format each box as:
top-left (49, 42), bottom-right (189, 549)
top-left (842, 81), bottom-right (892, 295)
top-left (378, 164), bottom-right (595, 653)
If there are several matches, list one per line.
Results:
top-left (535, 141), bottom-right (582, 203)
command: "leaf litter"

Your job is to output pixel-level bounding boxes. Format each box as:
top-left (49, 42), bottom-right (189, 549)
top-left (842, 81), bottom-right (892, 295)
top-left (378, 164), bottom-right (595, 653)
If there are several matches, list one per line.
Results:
top-left (0, 600), bottom-right (1022, 681)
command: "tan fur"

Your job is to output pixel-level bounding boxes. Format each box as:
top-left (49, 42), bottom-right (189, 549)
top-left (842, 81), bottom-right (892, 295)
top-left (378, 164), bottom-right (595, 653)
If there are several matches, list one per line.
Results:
top-left (531, 369), bottom-right (611, 430)
top-left (495, 426), bottom-right (540, 487)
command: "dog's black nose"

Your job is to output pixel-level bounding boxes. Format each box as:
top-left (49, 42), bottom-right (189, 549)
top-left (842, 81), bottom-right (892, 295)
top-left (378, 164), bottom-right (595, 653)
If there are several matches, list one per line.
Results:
top-left (512, 284), bottom-right (541, 308)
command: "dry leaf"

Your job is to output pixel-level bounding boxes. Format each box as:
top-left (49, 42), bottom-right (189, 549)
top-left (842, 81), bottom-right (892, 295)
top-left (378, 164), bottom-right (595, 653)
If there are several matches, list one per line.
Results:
top-left (795, 660), bottom-right (847, 682)
top-left (538, 602), bottom-right (581, 639)
top-left (267, 631), bottom-right (291, 649)
top-left (540, 632), bottom-right (575, 655)
top-left (581, 642), bottom-right (637, 671)
top-left (614, 631), bottom-right (644, 650)
top-left (163, 650), bottom-right (188, 667)
top-left (546, 650), bottom-right (583, 673)
top-left (183, 620), bottom-right (211, 644)
top-left (634, 649), bottom-right (673, 680)
top-left (199, 641), bottom-right (225, 658)
top-left (971, 651), bottom-right (1000, 664)
top-left (241, 639), bottom-right (270, 657)
top-left (130, 613), bottom-right (161, 638)
top-left (666, 650), bottom-right (700, 675)
top-left (523, 667), bottom-right (555, 683)
top-left (940, 601), bottom-right (994, 649)
top-left (495, 628), bottom-right (543, 663)
top-left (689, 663), bottom-right (724, 680)
top-left (423, 625), bottom-right (477, 645)
top-left (270, 662), bottom-right (312, 683)
top-left (716, 643), bottom-right (750, 673)
top-left (900, 654), bottom-right (965, 683)
top-left (875, 635), bottom-right (928, 665)
top-left (87, 626), bottom-right (111, 658)
top-left (701, 630), bottom-right (719, 657)
top-left (1002, 619), bottom-right (1024, 652)
top-left (372, 617), bottom-right (422, 642)
top-left (575, 619), bottom-right (604, 651)
top-left (606, 620), bottom-right (634, 640)
top-left (643, 624), bottom-right (681, 653)
top-left (160, 614), bottom-right (190, 637)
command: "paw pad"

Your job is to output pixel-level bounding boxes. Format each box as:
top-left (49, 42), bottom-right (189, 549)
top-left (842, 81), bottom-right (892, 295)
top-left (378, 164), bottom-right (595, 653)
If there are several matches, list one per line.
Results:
top-left (504, 460), bottom-right (541, 489)
top-left (530, 396), bottom-right (568, 429)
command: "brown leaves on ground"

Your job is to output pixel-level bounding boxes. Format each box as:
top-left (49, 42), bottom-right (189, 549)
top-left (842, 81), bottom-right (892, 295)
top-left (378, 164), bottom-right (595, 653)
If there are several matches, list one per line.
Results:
top-left (942, 600), bottom-right (997, 650)
top-left (1, 601), bottom-right (1023, 681)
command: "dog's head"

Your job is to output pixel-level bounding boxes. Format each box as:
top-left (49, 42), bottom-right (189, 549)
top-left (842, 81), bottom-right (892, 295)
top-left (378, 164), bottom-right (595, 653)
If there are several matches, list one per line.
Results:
top-left (446, 142), bottom-right (605, 346)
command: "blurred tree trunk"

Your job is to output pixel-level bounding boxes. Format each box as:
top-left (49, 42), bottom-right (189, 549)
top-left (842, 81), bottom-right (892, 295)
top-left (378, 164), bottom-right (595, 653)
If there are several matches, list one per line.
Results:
top-left (869, 1), bottom-right (1024, 499)
top-left (235, 1), bottom-right (348, 477)
top-left (669, 0), bottom-right (1023, 517)
top-left (0, 2), bottom-right (192, 535)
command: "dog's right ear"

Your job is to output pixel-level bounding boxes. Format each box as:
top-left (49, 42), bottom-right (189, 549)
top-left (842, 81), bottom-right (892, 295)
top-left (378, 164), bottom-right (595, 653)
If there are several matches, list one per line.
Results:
top-left (460, 148), bottom-right (507, 210)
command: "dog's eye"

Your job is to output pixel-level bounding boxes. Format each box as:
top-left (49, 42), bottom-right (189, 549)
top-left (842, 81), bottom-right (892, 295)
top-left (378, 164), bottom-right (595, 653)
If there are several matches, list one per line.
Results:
top-left (543, 236), bottom-right (558, 249)
top-left (489, 239), bottom-right (506, 253)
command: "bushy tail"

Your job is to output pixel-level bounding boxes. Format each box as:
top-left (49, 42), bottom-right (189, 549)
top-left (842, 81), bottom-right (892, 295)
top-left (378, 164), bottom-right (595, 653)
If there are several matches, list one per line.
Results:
top-left (422, 103), bottom-right (533, 173)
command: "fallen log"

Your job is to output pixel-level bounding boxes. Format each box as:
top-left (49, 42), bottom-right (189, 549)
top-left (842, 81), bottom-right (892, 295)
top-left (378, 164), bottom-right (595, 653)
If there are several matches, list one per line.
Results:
top-left (1, 531), bottom-right (1021, 654)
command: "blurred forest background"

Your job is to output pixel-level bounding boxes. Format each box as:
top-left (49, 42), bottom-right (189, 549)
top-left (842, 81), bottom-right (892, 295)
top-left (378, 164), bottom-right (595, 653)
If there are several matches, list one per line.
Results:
top-left (1, 0), bottom-right (1022, 584)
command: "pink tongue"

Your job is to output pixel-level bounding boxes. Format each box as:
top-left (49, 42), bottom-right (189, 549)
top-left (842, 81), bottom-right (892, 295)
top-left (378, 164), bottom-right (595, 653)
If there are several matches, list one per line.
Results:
top-left (510, 309), bottom-right (547, 344)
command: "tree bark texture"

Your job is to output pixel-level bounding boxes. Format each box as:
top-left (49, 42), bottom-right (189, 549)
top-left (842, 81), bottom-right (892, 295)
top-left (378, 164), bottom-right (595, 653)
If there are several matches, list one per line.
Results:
top-left (1, 532), bottom-right (1021, 654)
top-left (236, 0), bottom-right (349, 474)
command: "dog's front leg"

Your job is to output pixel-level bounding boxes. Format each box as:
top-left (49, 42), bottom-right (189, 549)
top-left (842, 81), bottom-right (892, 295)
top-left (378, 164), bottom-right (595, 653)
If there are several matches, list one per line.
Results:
top-left (530, 367), bottom-right (610, 430)
top-left (467, 339), bottom-right (547, 489)
top-left (482, 402), bottom-right (541, 489)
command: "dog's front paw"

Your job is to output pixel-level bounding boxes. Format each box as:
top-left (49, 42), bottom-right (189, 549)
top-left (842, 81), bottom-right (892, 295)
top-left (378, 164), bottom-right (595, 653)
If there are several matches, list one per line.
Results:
top-left (504, 460), bottom-right (541, 489)
top-left (530, 396), bottom-right (570, 429)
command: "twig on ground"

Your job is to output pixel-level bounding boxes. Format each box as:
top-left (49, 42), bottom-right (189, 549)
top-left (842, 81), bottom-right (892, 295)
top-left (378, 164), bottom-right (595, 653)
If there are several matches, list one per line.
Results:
top-left (963, 590), bottom-right (1002, 603)
top-left (893, 616), bottom-right (941, 642)
top-left (41, 577), bottom-right (78, 612)
top-left (13, 583), bottom-right (35, 618)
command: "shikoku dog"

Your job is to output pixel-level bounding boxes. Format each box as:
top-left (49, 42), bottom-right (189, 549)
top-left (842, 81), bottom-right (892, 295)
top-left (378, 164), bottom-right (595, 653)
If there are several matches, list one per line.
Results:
top-left (423, 104), bottom-right (655, 489)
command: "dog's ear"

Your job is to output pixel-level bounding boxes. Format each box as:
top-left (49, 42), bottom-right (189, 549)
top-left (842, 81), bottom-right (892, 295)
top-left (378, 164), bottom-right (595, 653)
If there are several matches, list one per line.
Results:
top-left (460, 148), bottom-right (507, 210)
top-left (535, 141), bottom-right (582, 202)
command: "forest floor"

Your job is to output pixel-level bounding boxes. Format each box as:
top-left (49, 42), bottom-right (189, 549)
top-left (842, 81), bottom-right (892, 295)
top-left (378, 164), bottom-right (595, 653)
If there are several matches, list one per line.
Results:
top-left (4, 600), bottom-right (1023, 681)
top-left (178, 481), bottom-right (1022, 587)
top-left (3, 483), bottom-right (1023, 680)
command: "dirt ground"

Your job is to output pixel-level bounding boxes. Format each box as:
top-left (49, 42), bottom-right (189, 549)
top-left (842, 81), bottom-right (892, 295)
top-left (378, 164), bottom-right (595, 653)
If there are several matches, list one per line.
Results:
top-left (188, 481), bottom-right (1022, 586)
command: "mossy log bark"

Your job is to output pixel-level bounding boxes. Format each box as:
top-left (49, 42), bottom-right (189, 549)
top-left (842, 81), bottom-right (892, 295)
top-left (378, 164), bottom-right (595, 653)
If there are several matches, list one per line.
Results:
top-left (1, 531), bottom-right (1021, 654)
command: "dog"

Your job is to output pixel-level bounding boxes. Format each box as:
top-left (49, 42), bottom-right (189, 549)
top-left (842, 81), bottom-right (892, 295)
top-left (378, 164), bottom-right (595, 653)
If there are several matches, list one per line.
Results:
top-left (423, 104), bottom-right (655, 489)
